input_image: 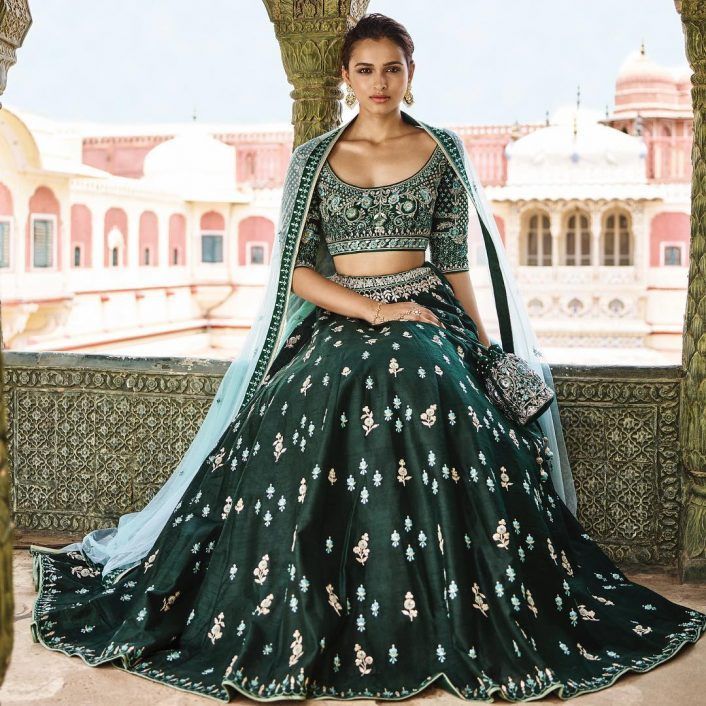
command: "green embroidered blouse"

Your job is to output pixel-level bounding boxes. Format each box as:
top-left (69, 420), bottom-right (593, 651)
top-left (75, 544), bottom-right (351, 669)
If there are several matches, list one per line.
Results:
top-left (293, 143), bottom-right (470, 273)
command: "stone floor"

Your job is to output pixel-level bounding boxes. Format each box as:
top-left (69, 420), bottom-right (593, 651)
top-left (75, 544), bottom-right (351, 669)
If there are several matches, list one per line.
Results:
top-left (2, 550), bottom-right (706, 705)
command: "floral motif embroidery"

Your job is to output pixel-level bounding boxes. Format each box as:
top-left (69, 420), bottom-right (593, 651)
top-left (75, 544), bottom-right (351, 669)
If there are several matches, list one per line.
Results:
top-left (254, 594), bottom-right (274, 616)
top-left (420, 404), bottom-right (437, 427)
top-left (326, 584), bottom-right (343, 616)
top-left (397, 459), bottom-right (412, 486)
top-left (289, 629), bottom-right (304, 666)
top-left (360, 406), bottom-right (379, 436)
top-left (402, 591), bottom-right (418, 621)
top-left (472, 583), bottom-right (490, 617)
top-left (633, 624), bottom-right (653, 636)
top-left (493, 519), bottom-right (510, 549)
top-left (354, 643), bottom-right (373, 675)
top-left (70, 565), bottom-right (100, 579)
top-left (207, 612), bottom-right (225, 644)
top-left (389, 358), bottom-right (404, 376)
top-left (253, 554), bottom-right (270, 585)
top-left (143, 549), bottom-right (158, 572)
top-left (353, 533), bottom-right (370, 565)
top-left (160, 591), bottom-right (180, 612)
top-left (273, 433), bottom-right (286, 461)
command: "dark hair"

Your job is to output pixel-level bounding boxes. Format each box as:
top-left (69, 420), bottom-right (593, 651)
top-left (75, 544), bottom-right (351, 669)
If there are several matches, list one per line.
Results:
top-left (341, 13), bottom-right (414, 70)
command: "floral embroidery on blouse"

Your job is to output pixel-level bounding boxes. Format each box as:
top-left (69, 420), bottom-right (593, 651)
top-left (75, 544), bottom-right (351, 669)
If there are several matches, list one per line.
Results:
top-left (294, 144), bottom-right (469, 273)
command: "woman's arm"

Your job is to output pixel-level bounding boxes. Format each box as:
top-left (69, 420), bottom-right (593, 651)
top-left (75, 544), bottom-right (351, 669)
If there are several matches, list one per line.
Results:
top-left (292, 266), bottom-right (378, 322)
top-left (429, 157), bottom-right (490, 345)
top-left (291, 266), bottom-right (446, 329)
top-left (444, 271), bottom-right (491, 346)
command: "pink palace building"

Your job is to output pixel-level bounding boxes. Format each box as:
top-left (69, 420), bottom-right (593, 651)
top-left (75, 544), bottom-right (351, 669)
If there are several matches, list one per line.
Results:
top-left (0, 48), bottom-right (693, 364)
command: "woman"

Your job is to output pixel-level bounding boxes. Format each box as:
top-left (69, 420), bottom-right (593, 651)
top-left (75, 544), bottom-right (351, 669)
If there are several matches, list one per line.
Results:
top-left (29, 13), bottom-right (705, 703)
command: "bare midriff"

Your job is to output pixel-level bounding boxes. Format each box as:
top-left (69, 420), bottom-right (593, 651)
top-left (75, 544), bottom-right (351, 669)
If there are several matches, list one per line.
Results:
top-left (332, 250), bottom-right (426, 276)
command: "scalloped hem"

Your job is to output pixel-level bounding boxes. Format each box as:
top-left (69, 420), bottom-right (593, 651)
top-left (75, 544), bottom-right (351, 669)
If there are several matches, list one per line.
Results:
top-left (29, 547), bottom-right (706, 703)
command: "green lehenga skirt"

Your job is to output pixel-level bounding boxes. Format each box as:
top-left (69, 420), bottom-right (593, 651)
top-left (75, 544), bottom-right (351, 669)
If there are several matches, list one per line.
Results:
top-left (29, 261), bottom-right (706, 702)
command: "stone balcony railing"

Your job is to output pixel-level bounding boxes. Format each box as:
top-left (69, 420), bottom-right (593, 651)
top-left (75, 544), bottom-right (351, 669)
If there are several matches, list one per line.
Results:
top-left (1, 350), bottom-right (683, 569)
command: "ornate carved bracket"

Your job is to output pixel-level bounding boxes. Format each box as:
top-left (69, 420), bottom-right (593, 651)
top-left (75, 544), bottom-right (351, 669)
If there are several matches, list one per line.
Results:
top-left (0, 0), bottom-right (32, 100)
top-left (261, 0), bottom-right (370, 146)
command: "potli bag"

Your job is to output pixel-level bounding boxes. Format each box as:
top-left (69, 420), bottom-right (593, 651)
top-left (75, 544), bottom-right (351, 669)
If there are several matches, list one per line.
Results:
top-left (467, 340), bottom-right (555, 426)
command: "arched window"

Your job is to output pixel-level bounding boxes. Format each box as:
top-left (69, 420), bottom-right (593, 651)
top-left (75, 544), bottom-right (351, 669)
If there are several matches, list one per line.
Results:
top-left (201, 233), bottom-right (224, 263)
top-left (168, 214), bottom-right (186, 266)
top-left (107, 227), bottom-right (124, 268)
top-left (249, 244), bottom-right (265, 264)
top-left (564, 210), bottom-right (591, 266)
top-left (0, 220), bottom-right (11, 268)
top-left (663, 244), bottom-right (684, 266)
top-left (521, 211), bottom-right (552, 266)
top-left (602, 210), bottom-right (633, 266)
top-left (32, 217), bottom-right (54, 268)
top-left (200, 211), bottom-right (225, 264)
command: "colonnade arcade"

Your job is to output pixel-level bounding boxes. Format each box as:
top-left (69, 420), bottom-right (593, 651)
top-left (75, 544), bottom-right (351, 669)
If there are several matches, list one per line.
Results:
top-left (517, 204), bottom-right (635, 267)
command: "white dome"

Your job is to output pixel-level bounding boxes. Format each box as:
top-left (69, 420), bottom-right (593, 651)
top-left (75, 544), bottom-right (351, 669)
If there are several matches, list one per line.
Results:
top-left (143, 123), bottom-right (237, 199)
top-left (617, 49), bottom-right (674, 86)
top-left (505, 106), bottom-right (647, 188)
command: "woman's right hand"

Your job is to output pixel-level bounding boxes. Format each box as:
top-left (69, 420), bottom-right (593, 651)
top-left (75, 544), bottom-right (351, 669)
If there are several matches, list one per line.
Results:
top-left (368, 301), bottom-right (446, 329)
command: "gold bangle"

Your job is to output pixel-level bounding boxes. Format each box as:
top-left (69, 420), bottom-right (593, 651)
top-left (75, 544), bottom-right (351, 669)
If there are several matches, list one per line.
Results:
top-left (372, 300), bottom-right (384, 325)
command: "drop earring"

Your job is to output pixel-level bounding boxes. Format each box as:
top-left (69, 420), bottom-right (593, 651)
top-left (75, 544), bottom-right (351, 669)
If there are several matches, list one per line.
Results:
top-left (344, 84), bottom-right (357, 108)
top-left (403, 82), bottom-right (414, 106)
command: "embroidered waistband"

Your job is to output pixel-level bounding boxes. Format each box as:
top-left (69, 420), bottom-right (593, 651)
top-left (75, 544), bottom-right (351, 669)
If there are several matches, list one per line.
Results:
top-left (327, 264), bottom-right (444, 302)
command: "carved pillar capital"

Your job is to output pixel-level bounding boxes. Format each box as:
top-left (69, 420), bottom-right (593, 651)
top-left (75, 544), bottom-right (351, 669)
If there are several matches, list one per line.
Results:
top-left (0, 0), bottom-right (32, 100)
top-left (675, 1), bottom-right (706, 581)
top-left (261, 0), bottom-right (371, 147)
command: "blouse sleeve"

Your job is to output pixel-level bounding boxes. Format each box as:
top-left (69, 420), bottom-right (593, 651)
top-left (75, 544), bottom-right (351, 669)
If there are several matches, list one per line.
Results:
top-left (294, 187), bottom-right (323, 270)
top-left (429, 158), bottom-right (470, 273)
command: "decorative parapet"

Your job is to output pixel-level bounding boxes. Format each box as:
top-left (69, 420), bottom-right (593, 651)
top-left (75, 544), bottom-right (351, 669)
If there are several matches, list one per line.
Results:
top-left (4, 352), bottom-right (225, 535)
top-left (554, 365), bottom-right (682, 567)
top-left (2, 351), bottom-right (683, 569)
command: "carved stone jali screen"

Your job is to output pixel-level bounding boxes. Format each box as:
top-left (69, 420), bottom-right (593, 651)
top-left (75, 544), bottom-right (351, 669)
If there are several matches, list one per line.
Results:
top-left (3, 352), bottom-right (682, 569)
top-left (554, 366), bottom-right (681, 567)
top-left (4, 353), bottom-right (227, 535)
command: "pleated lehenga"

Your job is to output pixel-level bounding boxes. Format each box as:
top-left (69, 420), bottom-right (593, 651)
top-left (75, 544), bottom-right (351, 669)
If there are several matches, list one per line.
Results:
top-left (30, 262), bottom-right (706, 702)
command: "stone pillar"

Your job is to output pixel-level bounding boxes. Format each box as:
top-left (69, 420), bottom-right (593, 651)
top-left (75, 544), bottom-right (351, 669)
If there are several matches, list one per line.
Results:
top-left (590, 209), bottom-right (602, 268)
top-left (675, 0), bottom-right (706, 582)
top-left (549, 209), bottom-right (561, 267)
top-left (0, 0), bottom-right (32, 685)
top-left (261, 0), bottom-right (371, 148)
top-left (505, 205), bottom-right (521, 267)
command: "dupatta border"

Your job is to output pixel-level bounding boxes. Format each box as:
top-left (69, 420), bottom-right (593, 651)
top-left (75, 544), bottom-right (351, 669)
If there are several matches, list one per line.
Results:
top-left (239, 130), bottom-right (340, 411)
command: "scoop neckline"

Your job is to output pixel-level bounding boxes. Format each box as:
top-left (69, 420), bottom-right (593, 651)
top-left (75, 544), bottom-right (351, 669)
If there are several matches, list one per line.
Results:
top-left (324, 143), bottom-right (441, 190)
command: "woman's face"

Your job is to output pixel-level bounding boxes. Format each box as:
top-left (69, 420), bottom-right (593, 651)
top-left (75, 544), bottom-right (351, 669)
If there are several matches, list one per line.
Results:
top-left (342, 37), bottom-right (414, 113)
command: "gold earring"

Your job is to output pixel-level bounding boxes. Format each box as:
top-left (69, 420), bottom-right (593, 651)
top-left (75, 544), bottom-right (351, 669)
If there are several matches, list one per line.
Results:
top-left (344, 84), bottom-right (357, 108)
top-left (403, 82), bottom-right (414, 106)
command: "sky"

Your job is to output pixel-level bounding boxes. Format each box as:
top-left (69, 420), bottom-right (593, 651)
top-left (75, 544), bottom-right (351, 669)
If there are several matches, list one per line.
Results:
top-left (3, 1), bottom-right (689, 128)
